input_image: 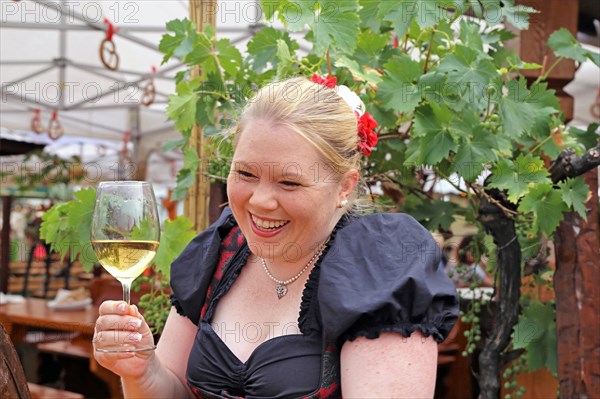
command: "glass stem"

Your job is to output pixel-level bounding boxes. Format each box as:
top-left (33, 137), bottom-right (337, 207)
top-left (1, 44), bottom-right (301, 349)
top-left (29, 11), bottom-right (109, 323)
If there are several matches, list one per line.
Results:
top-left (121, 279), bottom-right (132, 304)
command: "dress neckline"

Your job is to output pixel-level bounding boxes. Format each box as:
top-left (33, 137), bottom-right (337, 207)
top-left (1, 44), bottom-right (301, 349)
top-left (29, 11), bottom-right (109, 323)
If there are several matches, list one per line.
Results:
top-left (202, 212), bottom-right (355, 346)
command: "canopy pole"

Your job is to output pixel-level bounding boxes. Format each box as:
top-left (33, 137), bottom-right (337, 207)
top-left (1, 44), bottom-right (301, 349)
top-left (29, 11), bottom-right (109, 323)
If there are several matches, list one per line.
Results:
top-left (185, 0), bottom-right (216, 232)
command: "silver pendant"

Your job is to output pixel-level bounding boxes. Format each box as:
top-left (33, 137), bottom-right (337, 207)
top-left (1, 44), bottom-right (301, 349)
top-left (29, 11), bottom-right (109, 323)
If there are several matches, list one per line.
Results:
top-left (275, 284), bottom-right (288, 299)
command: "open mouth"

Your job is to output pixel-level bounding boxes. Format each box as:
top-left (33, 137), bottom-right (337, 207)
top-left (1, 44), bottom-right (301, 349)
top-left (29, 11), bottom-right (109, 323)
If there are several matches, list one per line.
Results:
top-left (250, 214), bottom-right (290, 232)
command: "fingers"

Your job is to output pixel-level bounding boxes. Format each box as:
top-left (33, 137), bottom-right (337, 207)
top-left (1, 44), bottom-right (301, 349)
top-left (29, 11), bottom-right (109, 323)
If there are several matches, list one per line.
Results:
top-left (96, 314), bottom-right (143, 332)
top-left (98, 300), bottom-right (137, 316)
top-left (94, 301), bottom-right (154, 348)
top-left (97, 301), bottom-right (151, 332)
top-left (94, 329), bottom-right (145, 347)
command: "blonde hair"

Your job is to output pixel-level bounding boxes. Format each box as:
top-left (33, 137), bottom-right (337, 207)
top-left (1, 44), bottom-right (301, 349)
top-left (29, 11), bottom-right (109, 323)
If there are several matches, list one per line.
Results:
top-left (234, 77), bottom-right (362, 176)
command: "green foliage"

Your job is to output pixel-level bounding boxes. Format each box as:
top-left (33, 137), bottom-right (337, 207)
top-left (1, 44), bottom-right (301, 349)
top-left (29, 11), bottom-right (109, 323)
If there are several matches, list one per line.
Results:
top-left (166, 79), bottom-right (199, 133)
top-left (40, 188), bottom-right (97, 271)
top-left (153, 216), bottom-right (196, 276)
top-left (40, 189), bottom-right (197, 276)
top-left (488, 154), bottom-right (551, 203)
top-left (518, 183), bottom-right (568, 236)
top-left (547, 28), bottom-right (600, 66)
top-left (247, 27), bottom-right (299, 73)
top-left (557, 178), bottom-right (590, 220)
top-left (512, 301), bottom-right (558, 373)
top-left (136, 274), bottom-right (171, 335)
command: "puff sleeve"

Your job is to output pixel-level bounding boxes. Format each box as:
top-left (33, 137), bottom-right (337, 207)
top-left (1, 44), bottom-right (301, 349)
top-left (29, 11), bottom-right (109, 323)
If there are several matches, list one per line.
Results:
top-left (318, 213), bottom-right (458, 343)
top-left (170, 207), bottom-right (237, 325)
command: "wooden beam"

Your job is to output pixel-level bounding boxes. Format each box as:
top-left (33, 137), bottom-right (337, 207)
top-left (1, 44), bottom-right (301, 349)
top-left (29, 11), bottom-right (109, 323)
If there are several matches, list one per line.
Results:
top-left (184, 0), bottom-right (216, 232)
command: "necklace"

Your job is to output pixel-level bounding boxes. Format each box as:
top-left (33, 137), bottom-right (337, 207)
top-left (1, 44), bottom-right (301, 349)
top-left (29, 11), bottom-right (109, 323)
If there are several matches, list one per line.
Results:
top-left (260, 242), bottom-right (327, 299)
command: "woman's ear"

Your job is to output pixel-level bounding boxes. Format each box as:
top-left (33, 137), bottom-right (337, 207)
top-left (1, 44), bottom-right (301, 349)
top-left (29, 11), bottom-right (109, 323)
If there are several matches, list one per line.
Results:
top-left (339, 168), bottom-right (359, 202)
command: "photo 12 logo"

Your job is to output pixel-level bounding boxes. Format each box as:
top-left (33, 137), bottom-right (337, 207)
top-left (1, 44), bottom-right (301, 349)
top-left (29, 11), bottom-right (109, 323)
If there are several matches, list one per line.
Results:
top-left (2, 81), bottom-right (143, 105)
top-left (2, 1), bottom-right (139, 24)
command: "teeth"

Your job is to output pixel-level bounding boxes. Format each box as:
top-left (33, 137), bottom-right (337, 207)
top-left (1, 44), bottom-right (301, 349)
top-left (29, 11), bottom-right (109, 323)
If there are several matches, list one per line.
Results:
top-left (252, 215), bottom-right (288, 230)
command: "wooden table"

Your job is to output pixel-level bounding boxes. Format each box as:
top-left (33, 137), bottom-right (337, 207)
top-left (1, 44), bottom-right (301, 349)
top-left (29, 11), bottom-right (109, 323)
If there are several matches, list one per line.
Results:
top-left (0, 298), bottom-right (96, 338)
top-left (0, 298), bottom-right (122, 398)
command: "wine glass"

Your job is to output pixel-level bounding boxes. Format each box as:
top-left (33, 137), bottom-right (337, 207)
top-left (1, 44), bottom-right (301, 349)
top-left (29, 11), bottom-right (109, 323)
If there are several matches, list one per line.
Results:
top-left (91, 181), bottom-right (160, 352)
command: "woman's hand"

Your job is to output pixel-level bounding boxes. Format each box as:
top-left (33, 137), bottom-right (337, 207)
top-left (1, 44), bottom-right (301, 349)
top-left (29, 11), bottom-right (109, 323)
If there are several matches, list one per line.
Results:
top-left (93, 300), bottom-right (157, 381)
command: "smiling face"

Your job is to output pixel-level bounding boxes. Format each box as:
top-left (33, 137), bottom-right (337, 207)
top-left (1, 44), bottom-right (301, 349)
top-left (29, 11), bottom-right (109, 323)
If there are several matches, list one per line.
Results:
top-left (227, 118), bottom-right (357, 265)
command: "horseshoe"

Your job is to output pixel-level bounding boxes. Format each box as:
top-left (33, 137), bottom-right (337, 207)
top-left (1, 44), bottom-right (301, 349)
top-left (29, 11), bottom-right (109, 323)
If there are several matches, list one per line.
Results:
top-left (100, 39), bottom-right (119, 71)
top-left (48, 118), bottom-right (64, 140)
top-left (141, 79), bottom-right (156, 106)
top-left (31, 109), bottom-right (44, 134)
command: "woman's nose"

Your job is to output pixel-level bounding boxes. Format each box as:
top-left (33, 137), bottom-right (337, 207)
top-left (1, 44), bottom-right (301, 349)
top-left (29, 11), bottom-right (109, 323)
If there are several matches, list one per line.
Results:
top-left (248, 183), bottom-right (278, 210)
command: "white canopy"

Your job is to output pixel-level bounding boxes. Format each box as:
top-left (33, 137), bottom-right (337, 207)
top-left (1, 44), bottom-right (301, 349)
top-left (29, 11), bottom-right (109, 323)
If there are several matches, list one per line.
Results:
top-left (1, 0), bottom-right (598, 187)
top-left (1, 0), bottom-right (267, 184)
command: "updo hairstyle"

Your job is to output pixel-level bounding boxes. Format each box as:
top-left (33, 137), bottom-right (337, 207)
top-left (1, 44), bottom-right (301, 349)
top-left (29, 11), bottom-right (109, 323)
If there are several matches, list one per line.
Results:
top-left (234, 77), bottom-right (363, 178)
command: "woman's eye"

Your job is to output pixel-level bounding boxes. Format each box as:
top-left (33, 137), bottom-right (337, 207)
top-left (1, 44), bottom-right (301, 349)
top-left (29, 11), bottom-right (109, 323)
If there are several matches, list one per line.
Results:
top-left (237, 170), bottom-right (257, 179)
top-left (280, 181), bottom-right (301, 187)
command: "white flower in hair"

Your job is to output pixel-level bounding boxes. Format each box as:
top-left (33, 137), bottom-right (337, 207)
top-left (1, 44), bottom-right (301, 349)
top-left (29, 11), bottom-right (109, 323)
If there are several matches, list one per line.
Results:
top-left (336, 85), bottom-right (365, 116)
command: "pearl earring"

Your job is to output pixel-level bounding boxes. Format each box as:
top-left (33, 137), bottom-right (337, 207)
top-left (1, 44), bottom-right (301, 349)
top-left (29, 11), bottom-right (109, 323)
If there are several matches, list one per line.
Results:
top-left (339, 199), bottom-right (349, 208)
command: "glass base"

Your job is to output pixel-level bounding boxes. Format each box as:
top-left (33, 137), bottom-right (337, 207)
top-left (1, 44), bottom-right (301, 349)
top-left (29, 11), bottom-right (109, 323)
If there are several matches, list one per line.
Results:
top-left (96, 343), bottom-right (157, 353)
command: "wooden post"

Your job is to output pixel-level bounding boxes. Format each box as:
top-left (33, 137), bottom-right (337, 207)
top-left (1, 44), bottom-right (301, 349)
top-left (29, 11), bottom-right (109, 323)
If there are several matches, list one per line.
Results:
top-left (514, 1), bottom-right (600, 397)
top-left (185, 0), bottom-right (216, 232)
top-left (554, 169), bottom-right (600, 398)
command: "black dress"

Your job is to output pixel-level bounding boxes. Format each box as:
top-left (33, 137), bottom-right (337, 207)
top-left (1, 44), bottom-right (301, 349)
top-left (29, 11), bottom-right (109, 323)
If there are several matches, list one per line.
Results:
top-left (170, 208), bottom-right (458, 399)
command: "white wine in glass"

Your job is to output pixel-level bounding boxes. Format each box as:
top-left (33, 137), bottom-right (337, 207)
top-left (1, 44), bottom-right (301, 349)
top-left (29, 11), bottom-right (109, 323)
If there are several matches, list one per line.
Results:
top-left (91, 181), bottom-right (160, 352)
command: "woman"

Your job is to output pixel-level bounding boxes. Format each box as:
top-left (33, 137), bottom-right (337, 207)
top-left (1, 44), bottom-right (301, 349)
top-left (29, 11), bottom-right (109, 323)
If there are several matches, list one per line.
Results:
top-left (94, 76), bottom-right (458, 398)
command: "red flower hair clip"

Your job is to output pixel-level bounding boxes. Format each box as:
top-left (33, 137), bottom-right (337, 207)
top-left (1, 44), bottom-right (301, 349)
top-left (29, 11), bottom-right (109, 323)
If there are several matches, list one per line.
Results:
top-left (309, 73), bottom-right (378, 156)
top-left (357, 112), bottom-right (378, 156)
top-left (309, 73), bottom-right (337, 89)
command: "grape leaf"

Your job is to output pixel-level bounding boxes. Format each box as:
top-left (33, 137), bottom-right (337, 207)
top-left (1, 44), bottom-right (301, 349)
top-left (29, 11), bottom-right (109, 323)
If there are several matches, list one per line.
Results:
top-left (548, 28), bottom-right (600, 66)
top-left (68, 188), bottom-right (96, 257)
top-left (518, 183), bottom-right (567, 236)
top-left (459, 19), bottom-right (483, 51)
top-left (488, 154), bottom-right (551, 203)
top-left (500, 78), bottom-right (540, 139)
top-left (153, 216), bottom-right (197, 276)
top-left (247, 27), bottom-right (299, 73)
top-left (272, 0), bottom-right (315, 32)
top-left (377, 55), bottom-right (422, 112)
top-left (162, 137), bottom-right (187, 153)
top-left (568, 123), bottom-right (599, 150)
top-left (436, 44), bottom-right (497, 95)
top-left (557, 177), bottom-right (590, 220)
top-left (335, 56), bottom-right (382, 85)
top-left (526, 82), bottom-right (560, 138)
top-left (501, 3), bottom-right (537, 30)
top-left (312, 0), bottom-right (360, 53)
top-left (406, 105), bottom-right (457, 166)
top-left (159, 18), bottom-right (196, 63)
top-left (215, 39), bottom-right (243, 77)
top-left (512, 301), bottom-right (557, 373)
top-left (358, 0), bottom-right (381, 31)
top-left (412, 103), bottom-right (453, 138)
top-left (418, 129), bottom-right (458, 166)
top-left (450, 128), bottom-right (497, 182)
top-left (353, 30), bottom-right (390, 69)
top-left (379, 0), bottom-right (445, 38)
top-left (260, 0), bottom-right (279, 20)
top-left (167, 79), bottom-right (200, 132)
top-left (41, 188), bottom-right (98, 271)
top-left (186, 33), bottom-right (217, 75)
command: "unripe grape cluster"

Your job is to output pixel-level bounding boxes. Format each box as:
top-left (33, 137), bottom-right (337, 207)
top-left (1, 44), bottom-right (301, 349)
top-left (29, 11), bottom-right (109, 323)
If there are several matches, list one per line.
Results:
top-left (502, 354), bottom-right (527, 399)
